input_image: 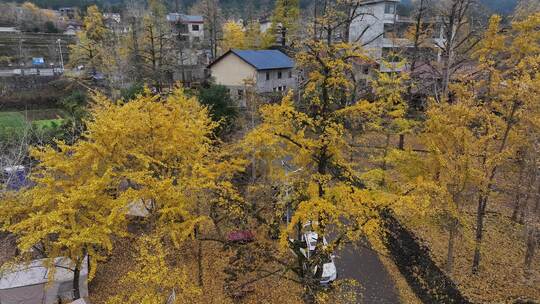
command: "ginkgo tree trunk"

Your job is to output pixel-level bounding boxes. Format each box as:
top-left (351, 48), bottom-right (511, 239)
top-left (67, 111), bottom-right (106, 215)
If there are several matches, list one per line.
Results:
top-left (421, 13), bottom-right (540, 274)
top-left (391, 100), bottom-right (482, 275)
top-left (462, 14), bottom-right (540, 273)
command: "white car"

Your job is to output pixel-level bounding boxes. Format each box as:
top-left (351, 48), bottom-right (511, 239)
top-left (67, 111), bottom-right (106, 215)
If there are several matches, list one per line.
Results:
top-left (315, 254), bottom-right (338, 285)
top-left (301, 231), bottom-right (328, 256)
top-left (296, 231), bottom-right (338, 285)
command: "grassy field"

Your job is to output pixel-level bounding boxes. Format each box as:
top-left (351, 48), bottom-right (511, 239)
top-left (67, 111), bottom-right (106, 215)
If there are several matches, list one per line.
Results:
top-left (33, 118), bottom-right (64, 129)
top-left (0, 112), bottom-right (27, 138)
top-left (0, 109), bottom-right (65, 139)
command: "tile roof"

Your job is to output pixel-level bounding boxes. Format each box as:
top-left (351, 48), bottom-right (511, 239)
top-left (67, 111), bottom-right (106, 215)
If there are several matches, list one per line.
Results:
top-left (230, 49), bottom-right (294, 70)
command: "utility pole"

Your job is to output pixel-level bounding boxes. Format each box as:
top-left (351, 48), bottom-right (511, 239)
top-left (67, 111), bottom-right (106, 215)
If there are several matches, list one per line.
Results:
top-left (281, 160), bottom-right (302, 224)
top-left (19, 38), bottom-right (25, 75)
top-left (57, 39), bottom-right (65, 73)
top-left (19, 39), bottom-right (24, 65)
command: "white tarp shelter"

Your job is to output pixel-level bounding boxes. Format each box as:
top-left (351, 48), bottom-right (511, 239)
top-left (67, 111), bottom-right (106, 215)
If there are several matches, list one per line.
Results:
top-left (127, 199), bottom-right (153, 218)
top-left (0, 257), bottom-right (88, 304)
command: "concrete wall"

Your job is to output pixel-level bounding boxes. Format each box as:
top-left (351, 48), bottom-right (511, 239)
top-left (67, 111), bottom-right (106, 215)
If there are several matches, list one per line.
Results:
top-left (188, 23), bottom-right (204, 40)
top-left (0, 75), bottom-right (68, 109)
top-left (255, 68), bottom-right (296, 93)
top-left (350, 1), bottom-right (398, 59)
top-left (210, 53), bottom-right (257, 87)
top-left (172, 64), bottom-right (206, 85)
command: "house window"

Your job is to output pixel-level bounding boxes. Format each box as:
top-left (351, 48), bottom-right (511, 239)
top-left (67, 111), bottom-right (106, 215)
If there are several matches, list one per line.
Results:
top-left (288, 70), bottom-right (292, 78)
top-left (238, 89), bottom-right (244, 97)
top-left (277, 71), bottom-right (282, 79)
top-left (358, 79), bottom-right (368, 87)
top-left (177, 23), bottom-right (189, 34)
top-left (273, 87), bottom-right (277, 92)
top-left (363, 66), bottom-right (370, 75)
top-left (192, 24), bottom-right (200, 31)
top-left (382, 47), bottom-right (402, 62)
top-left (266, 71), bottom-right (270, 80)
top-left (383, 23), bottom-right (395, 38)
top-left (432, 24), bottom-right (443, 39)
top-left (282, 86), bottom-right (287, 91)
top-left (384, 3), bottom-right (396, 14)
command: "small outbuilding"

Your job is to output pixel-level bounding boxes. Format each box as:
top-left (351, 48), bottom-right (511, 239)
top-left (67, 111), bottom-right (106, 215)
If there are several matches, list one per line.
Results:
top-left (0, 257), bottom-right (88, 304)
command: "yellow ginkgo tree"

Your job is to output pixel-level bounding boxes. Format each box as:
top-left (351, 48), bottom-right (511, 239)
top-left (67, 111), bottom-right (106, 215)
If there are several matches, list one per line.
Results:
top-left (461, 13), bottom-right (540, 273)
top-left (0, 87), bottom-right (219, 301)
top-left (238, 35), bottom-right (405, 301)
top-left (389, 100), bottom-right (483, 274)
top-left (68, 5), bottom-right (110, 79)
top-left (221, 21), bottom-right (245, 52)
top-left (391, 13), bottom-right (540, 276)
top-left (270, 0), bottom-right (300, 46)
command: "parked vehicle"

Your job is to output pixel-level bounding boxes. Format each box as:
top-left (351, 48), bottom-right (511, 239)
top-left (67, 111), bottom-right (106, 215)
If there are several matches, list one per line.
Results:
top-left (300, 231), bottom-right (328, 257)
top-left (314, 254), bottom-right (338, 285)
top-left (292, 223), bottom-right (338, 285)
top-left (227, 230), bottom-right (255, 244)
top-left (1, 166), bottom-right (28, 190)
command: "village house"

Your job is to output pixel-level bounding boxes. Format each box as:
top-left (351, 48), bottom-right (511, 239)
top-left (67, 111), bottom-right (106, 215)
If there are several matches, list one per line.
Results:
top-left (103, 13), bottom-right (128, 34)
top-left (208, 49), bottom-right (296, 105)
top-left (166, 13), bottom-right (207, 86)
top-left (349, 0), bottom-right (445, 72)
top-left (57, 7), bottom-right (79, 20)
top-left (259, 16), bottom-right (273, 34)
top-left (167, 13), bottom-right (204, 47)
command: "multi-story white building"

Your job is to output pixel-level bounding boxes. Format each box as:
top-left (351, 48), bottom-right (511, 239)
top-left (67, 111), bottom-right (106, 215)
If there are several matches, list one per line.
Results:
top-left (350, 0), bottom-right (401, 60)
top-left (166, 13), bottom-right (207, 85)
top-left (167, 13), bottom-right (204, 47)
top-left (350, 0), bottom-right (444, 72)
top-left (103, 13), bottom-right (129, 34)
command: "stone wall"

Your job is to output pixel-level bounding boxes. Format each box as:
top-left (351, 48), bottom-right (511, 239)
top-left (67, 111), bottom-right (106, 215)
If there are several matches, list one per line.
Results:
top-left (0, 31), bottom-right (74, 67)
top-left (0, 75), bottom-right (69, 110)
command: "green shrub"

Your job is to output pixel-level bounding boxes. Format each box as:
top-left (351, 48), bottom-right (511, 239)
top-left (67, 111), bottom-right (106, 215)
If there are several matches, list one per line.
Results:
top-left (198, 84), bottom-right (238, 136)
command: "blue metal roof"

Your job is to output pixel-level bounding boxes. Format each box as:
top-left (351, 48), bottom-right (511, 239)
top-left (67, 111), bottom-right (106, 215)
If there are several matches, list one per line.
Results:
top-left (231, 49), bottom-right (294, 70)
top-left (167, 13), bottom-right (204, 23)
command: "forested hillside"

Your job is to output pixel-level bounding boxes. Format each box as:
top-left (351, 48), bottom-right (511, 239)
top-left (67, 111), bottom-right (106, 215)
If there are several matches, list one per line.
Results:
top-left (0, 0), bottom-right (520, 17)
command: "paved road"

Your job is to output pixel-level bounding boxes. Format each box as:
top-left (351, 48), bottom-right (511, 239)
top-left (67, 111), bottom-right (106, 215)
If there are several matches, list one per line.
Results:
top-left (0, 68), bottom-right (59, 77)
top-left (336, 241), bottom-right (401, 303)
top-left (0, 70), bottom-right (16, 77)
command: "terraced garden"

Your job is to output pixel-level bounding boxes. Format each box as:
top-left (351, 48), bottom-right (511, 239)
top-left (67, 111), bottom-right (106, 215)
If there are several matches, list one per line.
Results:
top-left (0, 108), bottom-right (64, 139)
